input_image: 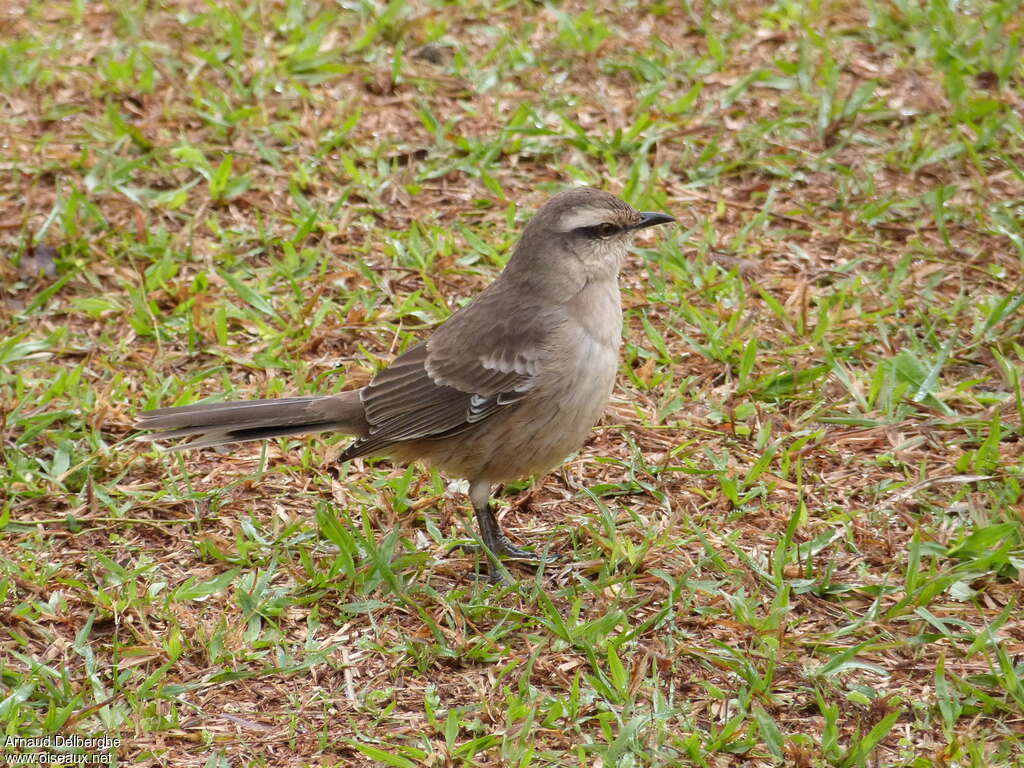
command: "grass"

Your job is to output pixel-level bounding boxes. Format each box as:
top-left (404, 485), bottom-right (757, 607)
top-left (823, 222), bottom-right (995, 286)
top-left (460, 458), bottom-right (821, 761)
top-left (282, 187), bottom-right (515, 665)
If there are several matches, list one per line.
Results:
top-left (2, 0), bottom-right (1023, 765)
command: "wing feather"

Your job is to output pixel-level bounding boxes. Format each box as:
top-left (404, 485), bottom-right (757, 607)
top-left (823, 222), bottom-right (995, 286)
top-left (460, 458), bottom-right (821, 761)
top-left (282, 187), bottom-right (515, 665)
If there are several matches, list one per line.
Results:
top-left (341, 280), bottom-right (563, 460)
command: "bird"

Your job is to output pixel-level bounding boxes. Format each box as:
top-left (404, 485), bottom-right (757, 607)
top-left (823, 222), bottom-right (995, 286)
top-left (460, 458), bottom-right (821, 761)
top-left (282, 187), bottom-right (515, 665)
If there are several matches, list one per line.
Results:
top-left (136, 187), bottom-right (675, 578)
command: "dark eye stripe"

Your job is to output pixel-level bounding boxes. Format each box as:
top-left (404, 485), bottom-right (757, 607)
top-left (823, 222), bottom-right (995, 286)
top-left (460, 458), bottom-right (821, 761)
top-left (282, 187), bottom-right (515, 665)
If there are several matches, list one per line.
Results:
top-left (575, 223), bottom-right (621, 238)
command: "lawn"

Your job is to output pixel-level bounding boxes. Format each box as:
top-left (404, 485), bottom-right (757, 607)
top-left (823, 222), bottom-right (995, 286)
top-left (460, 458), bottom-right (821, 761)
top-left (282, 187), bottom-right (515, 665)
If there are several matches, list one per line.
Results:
top-left (2, 0), bottom-right (1023, 765)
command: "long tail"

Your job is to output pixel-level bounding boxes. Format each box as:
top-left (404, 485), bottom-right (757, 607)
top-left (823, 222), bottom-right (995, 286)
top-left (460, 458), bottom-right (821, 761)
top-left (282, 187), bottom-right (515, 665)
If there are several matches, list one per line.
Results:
top-left (135, 392), bottom-right (369, 450)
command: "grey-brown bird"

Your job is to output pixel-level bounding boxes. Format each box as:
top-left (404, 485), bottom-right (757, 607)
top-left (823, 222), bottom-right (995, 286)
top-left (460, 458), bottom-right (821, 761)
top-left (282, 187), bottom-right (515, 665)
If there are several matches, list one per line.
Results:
top-left (137, 187), bottom-right (675, 577)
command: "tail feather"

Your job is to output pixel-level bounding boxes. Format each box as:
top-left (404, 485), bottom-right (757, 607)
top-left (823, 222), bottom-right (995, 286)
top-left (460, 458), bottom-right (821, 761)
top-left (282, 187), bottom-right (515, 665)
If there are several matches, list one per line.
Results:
top-left (136, 393), bottom-right (369, 450)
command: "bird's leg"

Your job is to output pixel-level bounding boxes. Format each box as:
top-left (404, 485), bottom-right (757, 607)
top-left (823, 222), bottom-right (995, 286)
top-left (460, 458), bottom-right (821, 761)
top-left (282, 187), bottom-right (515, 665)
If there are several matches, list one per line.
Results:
top-left (461, 480), bottom-right (540, 581)
top-left (474, 500), bottom-right (540, 560)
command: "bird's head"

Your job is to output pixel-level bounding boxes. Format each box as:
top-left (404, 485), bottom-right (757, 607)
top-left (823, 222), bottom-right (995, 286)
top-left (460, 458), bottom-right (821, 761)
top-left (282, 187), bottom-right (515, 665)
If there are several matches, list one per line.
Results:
top-left (512, 187), bottom-right (675, 284)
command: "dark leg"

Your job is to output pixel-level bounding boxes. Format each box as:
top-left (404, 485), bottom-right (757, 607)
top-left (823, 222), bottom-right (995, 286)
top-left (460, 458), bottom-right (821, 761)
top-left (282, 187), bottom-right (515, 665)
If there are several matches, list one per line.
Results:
top-left (474, 501), bottom-right (540, 560)
top-left (464, 479), bottom-right (545, 581)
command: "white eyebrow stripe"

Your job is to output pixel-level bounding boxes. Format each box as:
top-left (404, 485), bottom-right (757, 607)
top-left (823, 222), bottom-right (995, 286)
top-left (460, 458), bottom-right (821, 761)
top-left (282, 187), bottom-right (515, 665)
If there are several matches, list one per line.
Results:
top-left (556, 207), bottom-right (610, 232)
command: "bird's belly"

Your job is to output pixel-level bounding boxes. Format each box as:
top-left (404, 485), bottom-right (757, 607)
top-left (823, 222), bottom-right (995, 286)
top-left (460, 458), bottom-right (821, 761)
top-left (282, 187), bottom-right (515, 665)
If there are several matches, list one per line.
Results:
top-left (416, 331), bottom-right (619, 483)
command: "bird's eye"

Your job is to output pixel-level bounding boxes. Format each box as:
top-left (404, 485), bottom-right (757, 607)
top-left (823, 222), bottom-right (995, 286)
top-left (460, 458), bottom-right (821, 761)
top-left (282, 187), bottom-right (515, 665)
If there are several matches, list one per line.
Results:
top-left (594, 222), bottom-right (618, 238)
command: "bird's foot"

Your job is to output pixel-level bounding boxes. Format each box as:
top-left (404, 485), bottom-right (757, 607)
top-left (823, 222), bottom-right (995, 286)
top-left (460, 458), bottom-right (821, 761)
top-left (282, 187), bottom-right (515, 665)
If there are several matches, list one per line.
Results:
top-left (446, 536), bottom-right (552, 561)
top-left (449, 535), bottom-right (558, 562)
top-left (493, 533), bottom-right (559, 562)
top-left (461, 496), bottom-right (560, 581)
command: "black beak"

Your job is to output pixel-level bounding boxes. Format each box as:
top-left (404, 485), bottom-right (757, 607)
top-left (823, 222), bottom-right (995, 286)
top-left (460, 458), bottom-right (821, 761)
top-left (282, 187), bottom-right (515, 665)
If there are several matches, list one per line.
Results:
top-left (633, 211), bottom-right (676, 231)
